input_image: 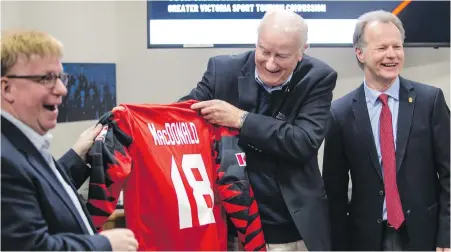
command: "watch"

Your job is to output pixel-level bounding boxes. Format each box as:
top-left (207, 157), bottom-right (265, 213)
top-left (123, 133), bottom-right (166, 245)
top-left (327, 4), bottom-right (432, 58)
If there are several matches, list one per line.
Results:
top-left (238, 111), bottom-right (249, 128)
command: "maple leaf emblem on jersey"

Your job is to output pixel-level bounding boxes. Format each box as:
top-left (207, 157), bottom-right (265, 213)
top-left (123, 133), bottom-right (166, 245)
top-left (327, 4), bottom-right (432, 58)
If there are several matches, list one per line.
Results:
top-left (235, 152), bottom-right (246, 166)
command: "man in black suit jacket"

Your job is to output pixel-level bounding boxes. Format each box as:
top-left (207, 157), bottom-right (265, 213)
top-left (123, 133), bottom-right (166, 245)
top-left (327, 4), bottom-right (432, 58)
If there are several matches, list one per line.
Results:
top-left (322, 10), bottom-right (450, 251)
top-left (1, 30), bottom-right (138, 251)
top-left (181, 9), bottom-right (338, 251)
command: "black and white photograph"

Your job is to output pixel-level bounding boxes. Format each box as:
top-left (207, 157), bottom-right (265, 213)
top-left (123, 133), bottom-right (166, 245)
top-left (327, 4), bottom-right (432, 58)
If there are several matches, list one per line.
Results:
top-left (58, 63), bottom-right (116, 122)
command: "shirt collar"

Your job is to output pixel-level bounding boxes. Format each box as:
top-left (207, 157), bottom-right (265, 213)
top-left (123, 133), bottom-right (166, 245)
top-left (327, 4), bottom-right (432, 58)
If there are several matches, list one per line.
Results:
top-left (1, 110), bottom-right (53, 151)
top-left (363, 76), bottom-right (400, 106)
top-left (255, 68), bottom-right (293, 93)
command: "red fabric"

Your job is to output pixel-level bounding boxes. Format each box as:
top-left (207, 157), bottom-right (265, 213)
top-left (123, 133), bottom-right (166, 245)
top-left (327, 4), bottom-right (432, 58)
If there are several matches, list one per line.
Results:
top-left (90, 100), bottom-right (226, 251)
top-left (87, 100), bottom-right (266, 251)
top-left (378, 94), bottom-right (405, 229)
top-left (214, 127), bottom-right (266, 251)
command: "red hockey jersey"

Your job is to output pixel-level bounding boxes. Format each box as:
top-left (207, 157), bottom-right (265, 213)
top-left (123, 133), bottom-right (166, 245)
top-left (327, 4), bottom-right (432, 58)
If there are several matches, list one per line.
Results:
top-left (86, 100), bottom-right (265, 251)
top-left (214, 127), bottom-right (266, 251)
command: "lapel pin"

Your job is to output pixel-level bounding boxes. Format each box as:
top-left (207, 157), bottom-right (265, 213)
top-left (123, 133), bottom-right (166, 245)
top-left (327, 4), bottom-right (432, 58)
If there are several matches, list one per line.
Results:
top-left (408, 97), bottom-right (413, 103)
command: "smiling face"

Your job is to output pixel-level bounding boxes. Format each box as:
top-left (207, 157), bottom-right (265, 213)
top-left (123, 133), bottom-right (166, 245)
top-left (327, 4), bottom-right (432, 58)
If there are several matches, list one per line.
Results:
top-left (255, 27), bottom-right (303, 87)
top-left (356, 21), bottom-right (405, 88)
top-left (1, 54), bottom-right (68, 135)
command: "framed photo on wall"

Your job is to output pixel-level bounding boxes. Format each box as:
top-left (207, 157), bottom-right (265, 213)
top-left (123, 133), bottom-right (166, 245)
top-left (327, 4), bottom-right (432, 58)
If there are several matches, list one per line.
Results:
top-left (58, 63), bottom-right (117, 123)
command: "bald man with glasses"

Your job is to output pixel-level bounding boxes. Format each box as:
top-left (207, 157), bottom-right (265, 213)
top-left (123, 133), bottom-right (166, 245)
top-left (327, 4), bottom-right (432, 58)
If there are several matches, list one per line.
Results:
top-left (1, 30), bottom-right (138, 251)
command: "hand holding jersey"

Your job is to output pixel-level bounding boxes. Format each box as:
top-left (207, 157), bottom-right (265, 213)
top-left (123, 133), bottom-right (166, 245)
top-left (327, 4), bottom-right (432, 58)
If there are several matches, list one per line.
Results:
top-left (99, 228), bottom-right (139, 251)
top-left (71, 124), bottom-right (103, 161)
top-left (191, 99), bottom-right (247, 129)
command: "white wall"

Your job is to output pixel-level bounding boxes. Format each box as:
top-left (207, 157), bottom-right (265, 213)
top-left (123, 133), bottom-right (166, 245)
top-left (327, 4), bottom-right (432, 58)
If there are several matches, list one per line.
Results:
top-left (2, 1), bottom-right (450, 163)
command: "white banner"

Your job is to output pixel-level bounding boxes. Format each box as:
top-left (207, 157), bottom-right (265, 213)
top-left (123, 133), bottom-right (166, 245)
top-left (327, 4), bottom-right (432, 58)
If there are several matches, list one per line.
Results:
top-left (148, 19), bottom-right (357, 47)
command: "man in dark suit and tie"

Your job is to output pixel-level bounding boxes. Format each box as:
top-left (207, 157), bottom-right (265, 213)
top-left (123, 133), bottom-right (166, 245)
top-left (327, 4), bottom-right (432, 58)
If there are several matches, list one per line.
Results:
top-left (180, 9), bottom-right (338, 251)
top-left (322, 10), bottom-right (450, 251)
top-left (1, 30), bottom-right (138, 251)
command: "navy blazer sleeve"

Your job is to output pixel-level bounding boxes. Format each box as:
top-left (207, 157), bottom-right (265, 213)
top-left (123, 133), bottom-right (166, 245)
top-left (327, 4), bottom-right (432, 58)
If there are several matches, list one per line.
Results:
top-left (322, 109), bottom-right (351, 251)
top-left (431, 89), bottom-right (450, 248)
top-left (57, 149), bottom-right (91, 189)
top-left (1, 158), bottom-right (111, 251)
top-left (240, 70), bottom-right (337, 162)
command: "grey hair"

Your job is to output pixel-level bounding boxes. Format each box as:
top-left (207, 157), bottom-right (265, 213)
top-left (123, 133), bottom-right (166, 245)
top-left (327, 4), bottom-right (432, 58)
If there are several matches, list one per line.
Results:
top-left (257, 9), bottom-right (309, 51)
top-left (353, 10), bottom-right (405, 69)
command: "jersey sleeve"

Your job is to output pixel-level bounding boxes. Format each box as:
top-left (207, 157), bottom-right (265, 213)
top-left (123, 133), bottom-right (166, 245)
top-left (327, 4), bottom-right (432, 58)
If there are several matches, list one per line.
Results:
top-left (86, 110), bottom-right (133, 231)
top-left (214, 127), bottom-right (267, 251)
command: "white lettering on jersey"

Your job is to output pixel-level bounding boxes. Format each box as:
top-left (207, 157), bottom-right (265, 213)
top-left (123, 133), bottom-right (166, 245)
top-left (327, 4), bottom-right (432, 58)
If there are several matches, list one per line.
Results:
top-left (171, 154), bottom-right (215, 229)
top-left (171, 156), bottom-right (192, 229)
top-left (148, 122), bottom-right (200, 146)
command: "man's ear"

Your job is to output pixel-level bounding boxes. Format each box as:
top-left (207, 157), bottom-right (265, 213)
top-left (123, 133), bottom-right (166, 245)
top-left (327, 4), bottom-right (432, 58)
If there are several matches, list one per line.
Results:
top-left (1, 77), bottom-right (15, 103)
top-left (355, 47), bottom-right (365, 64)
top-left (298, 44), bottom-right (309, 61)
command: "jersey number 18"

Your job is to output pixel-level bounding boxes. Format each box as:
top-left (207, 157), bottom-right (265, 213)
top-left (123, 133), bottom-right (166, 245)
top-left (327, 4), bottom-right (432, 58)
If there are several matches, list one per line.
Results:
top-left (171, 154), bottom-right (215, 229)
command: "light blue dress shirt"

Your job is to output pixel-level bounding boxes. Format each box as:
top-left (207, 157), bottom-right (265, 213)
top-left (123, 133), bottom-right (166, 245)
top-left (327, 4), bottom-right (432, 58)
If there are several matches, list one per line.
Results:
top-left (255, 68), bottom-right (293, 93)
top-left (363, 77), bottom-right (400, 221)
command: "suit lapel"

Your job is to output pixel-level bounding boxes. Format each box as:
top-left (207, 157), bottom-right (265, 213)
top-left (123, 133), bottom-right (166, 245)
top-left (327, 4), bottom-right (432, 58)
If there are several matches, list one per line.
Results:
top-left (238, 52), bottom-right (259, 113)
top-left (27, 155), bottom-right (91, 234)
top-left (1, 116), bottom-right (92, 234)
top-left (352, 85), bottom-right (383, 179)
top-left (395, 77), bottom-right (415, 172)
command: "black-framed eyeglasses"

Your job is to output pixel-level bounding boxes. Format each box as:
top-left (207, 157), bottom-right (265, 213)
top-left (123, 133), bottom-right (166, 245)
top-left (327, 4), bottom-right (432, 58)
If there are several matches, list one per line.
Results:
top-left (5, 72), bottom-right (69, 88)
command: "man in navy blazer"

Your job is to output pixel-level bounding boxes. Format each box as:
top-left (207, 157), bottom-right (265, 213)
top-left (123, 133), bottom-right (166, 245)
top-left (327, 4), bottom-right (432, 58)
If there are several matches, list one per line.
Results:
top-left (1, 30), bottom-right (138, 251)
top-left (322, 10), bottom-right (450, 251)
top-left (181, 9), bottom-right (338, 251)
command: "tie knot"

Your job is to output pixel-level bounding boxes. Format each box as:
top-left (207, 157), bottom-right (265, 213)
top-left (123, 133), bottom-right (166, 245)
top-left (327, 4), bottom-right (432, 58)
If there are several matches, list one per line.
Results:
top-left (378, 94), bottom-right (389, 106)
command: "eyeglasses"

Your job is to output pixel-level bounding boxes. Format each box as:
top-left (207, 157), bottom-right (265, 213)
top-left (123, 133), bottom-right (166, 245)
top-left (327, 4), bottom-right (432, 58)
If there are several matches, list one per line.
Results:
top-left (5, 72), bottom-right (69, 88)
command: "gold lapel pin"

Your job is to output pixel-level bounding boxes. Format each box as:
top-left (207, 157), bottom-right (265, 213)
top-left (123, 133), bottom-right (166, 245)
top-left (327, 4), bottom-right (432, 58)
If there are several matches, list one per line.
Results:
top-left (408, 97), bottom-right (413, 103)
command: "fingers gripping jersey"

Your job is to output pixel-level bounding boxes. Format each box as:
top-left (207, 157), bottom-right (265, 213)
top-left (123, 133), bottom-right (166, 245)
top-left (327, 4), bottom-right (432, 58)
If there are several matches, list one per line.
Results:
top-left (214, 128), bottom-right (266, 251)
top-left (86, 100), bottom-right (265, 251)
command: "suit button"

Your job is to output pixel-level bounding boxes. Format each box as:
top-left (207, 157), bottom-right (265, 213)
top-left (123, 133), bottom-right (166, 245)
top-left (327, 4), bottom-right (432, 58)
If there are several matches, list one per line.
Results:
top-left (377, 219), bottom-right (383, 224)
top-left (379, 190), bottom-right (384, 196)
top-left (406, 209), bottom-right (411, 216)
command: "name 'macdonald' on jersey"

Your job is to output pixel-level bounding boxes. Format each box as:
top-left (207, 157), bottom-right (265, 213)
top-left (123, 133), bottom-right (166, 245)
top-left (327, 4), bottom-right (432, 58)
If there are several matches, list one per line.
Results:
top-left (86, 100), bottom-right (266, 251)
